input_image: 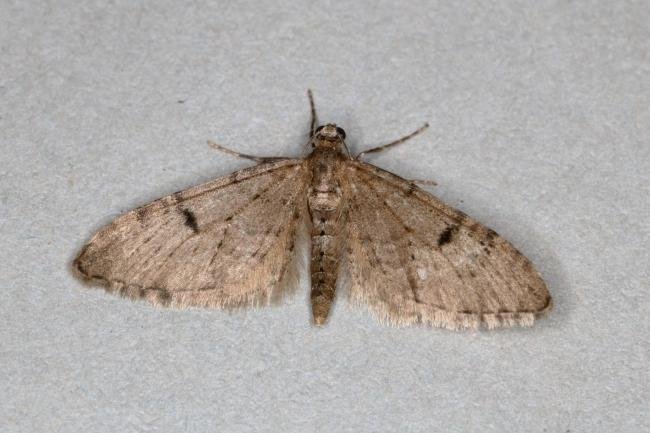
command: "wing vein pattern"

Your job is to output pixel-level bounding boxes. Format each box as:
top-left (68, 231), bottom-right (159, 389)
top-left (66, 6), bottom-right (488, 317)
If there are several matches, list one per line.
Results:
top-left (341, 161), bottom-right (551, 329)
top-left (74, 159), bottom-right (310, 309)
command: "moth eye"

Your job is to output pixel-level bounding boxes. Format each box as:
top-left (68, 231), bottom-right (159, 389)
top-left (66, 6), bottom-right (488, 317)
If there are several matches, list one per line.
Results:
top-left (335, 127), bottom-right (346, 139)
top-left (315, 125), bottom-right (325, 134)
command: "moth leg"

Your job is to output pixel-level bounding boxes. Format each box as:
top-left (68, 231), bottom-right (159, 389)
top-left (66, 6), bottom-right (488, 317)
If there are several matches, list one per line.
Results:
top-left (410, 179), bottom-right (438, 187)
top-left (355, 123), bottom-right (429, 160)
top-left (307, 89), bottom-right (318, 138)
top-left (207, 140), bottom-right (288, 163)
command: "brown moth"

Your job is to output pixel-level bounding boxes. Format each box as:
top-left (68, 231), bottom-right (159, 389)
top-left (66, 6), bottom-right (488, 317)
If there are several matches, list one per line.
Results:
top-left (73, 91), bottom-right (552, 329)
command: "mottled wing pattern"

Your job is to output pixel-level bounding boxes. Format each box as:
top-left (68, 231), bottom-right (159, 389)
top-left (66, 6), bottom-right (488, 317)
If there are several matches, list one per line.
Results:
top-left (341, 161), bottom-right (552, 329)
top-left (74, 159), bottom-right (309, 308)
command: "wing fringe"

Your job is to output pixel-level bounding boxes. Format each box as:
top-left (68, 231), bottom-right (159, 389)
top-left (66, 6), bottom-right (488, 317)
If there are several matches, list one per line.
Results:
top-left (348, 287), bottom-right (553, 330)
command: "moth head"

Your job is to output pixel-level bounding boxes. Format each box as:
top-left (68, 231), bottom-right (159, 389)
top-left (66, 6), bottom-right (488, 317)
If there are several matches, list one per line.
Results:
top-left (313, 123), bottom-right (346, 148)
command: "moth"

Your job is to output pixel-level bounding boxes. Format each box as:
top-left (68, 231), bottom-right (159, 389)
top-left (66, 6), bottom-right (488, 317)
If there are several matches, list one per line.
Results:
top-left (73, 91), bottom-right (552, 329)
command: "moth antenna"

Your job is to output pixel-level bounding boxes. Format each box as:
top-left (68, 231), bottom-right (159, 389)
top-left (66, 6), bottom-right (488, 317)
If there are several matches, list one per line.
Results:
top-left (307, 89), bottom-right (318, 138)
top-left (207, 140), bottom-right (288, 163)
top-left (410, 179), bottom-right (438, 187)
top-left (342, 139), bottom-right (353, 160)
top-left (355, 123), bottom-right (429, 160)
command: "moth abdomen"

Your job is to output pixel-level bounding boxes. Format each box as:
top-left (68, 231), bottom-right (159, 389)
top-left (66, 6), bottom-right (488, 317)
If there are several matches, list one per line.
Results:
top-left (307, 149), bottom-right (347, 325)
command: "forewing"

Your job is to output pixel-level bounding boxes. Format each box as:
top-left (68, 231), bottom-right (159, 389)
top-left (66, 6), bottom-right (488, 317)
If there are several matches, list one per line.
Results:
top-left (341, 161), bottom-right (552, 329)
top-left (74, 159), bottom-right (309, 308)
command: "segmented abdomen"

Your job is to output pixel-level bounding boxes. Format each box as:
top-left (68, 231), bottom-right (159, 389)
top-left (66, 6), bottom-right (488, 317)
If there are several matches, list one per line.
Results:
top-left (308, 153), bottom-right (345, 325)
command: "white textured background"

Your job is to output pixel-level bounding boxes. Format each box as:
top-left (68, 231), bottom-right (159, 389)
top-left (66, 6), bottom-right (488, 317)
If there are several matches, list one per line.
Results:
top-left (1, 1), bottom-right (648, 432)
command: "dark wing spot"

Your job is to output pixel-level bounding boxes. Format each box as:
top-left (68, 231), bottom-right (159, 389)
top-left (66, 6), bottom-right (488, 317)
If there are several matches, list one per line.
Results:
top-left (406, 183), bottom-right (416, 195)
top-left (228, 171), bottom-right (244, 184)
top-left (182, 209), bottom-right (199, 233)
top-left (157, 289), bottom-right (172, 305)
top-left (437, 225), bottom-right (455, 247)
top-left (172, 191), bottom-right (184, 203)
top-left (135, 207), bottom-right (148, 223)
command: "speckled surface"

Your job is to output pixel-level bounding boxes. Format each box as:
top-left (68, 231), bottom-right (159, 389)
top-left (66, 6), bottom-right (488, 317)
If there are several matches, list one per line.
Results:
top-left (1, 1), bottom-right (648, 432)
